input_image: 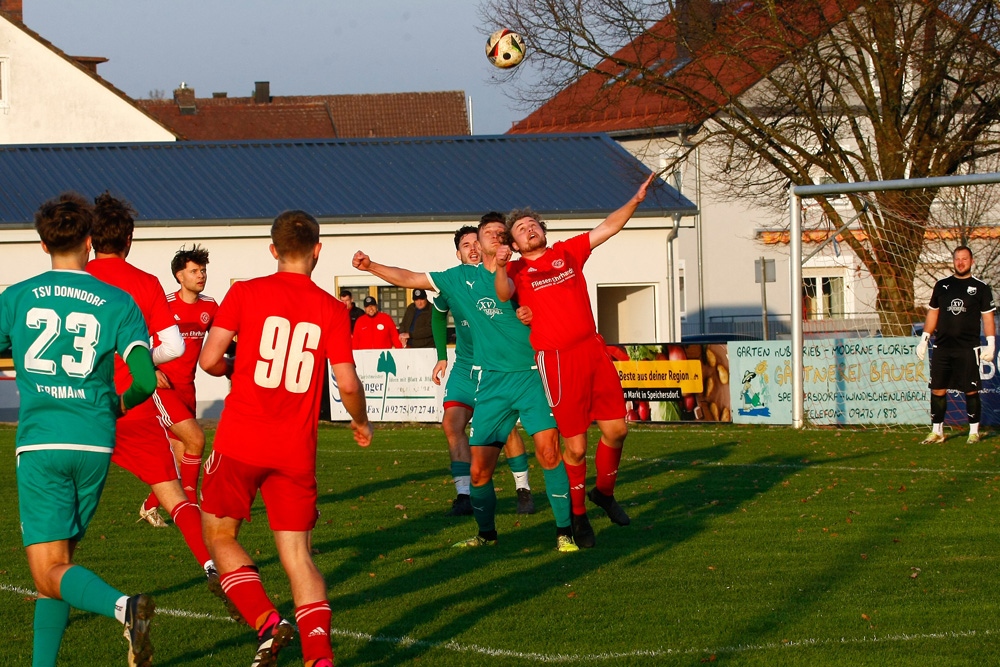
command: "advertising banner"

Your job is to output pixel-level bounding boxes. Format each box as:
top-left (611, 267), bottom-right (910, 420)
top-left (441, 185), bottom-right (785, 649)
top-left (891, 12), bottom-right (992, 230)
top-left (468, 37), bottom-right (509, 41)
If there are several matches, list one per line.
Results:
top-left (727, 337), bottom-right (929, 425)
top-left (606, 343), bottom-right (732, 422)
top-left (329, 348), bottom-right (446, 422)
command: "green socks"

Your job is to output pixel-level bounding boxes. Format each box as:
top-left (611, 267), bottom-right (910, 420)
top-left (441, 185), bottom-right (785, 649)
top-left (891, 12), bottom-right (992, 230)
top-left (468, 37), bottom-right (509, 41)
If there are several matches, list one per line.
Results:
top-left (33, 598), bottom-right (69, 667)
top-left (58, 565), bottom-right (124, 620)
top-left (469, 479), bottom-right (497, 533)
top-left (542, 462), bottom-right (572, 528)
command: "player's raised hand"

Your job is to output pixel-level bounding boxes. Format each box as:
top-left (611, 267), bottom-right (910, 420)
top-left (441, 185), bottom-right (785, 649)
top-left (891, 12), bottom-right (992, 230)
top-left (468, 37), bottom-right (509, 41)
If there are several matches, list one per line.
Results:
top-left (634, 171), bottom-right (656, 203)
top-left (155, 369), bottom-right (173, 390)
top-left (351, 419), bottom-right (374, 447)
top-left (495, 244), bottom-right (512, 267)
top-left (516, 305), bottom-right (533, 326)
top-left (353, 251), bottom-right (372, 271)
top-left (431, 359), bottom-right (448, 385)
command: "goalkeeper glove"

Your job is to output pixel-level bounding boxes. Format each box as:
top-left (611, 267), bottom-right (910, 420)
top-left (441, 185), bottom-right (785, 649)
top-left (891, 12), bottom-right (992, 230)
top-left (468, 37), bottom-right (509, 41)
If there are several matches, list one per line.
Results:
top-left (981, 336), bottom-right (996, 363)
top-left (915, 332), bottom-right (930, 361)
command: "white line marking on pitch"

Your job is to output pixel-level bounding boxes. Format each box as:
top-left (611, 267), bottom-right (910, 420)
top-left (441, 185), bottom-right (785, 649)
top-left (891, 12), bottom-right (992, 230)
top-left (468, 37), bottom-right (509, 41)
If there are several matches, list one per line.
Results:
top-left (1, 584), bottom-right (993, 661)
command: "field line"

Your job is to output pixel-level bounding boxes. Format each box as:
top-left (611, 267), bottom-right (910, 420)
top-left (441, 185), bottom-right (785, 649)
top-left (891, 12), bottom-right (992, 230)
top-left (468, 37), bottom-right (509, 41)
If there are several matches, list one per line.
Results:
top-left (1, 584), bottom-right (993, 661)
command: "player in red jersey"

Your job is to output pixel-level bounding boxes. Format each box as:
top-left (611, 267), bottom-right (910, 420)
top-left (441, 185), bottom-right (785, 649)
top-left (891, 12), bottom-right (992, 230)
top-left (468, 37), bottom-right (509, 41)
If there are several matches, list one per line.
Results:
top-left (200, 210), bottom-right (372, 667)
top-left (85, 193), bottom-right (229, 609)
top-left (140, 245), bottom-right (217, 517)
top-left (494, 172), bottom-right (655, 547)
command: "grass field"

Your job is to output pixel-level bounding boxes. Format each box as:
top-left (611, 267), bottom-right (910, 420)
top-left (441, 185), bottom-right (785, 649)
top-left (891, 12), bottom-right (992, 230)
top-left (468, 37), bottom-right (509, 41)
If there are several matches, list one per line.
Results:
top-left (1, 422), bottom-right (1000, 665)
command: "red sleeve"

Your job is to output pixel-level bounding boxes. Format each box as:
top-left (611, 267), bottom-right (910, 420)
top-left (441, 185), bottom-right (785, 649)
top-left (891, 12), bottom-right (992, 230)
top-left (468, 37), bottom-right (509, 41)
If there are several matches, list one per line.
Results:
top-left (213, 283), bottom-right (244, 332)
top-left (563, 233), bottom-right (593, 267)
top-left (507, 258), bottom-right (526, 292)
top-left (326, 299), bottom-right (355, 365)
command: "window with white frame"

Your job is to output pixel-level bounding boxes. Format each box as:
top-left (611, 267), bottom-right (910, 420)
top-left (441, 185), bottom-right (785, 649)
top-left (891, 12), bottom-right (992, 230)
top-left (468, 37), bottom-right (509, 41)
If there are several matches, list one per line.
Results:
top-left (802, 270), bottom-right (847, 320)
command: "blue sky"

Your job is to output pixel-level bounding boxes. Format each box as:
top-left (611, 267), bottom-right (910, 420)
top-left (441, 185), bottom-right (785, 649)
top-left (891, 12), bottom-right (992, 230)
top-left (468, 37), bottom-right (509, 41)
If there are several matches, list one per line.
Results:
top-left (26, 0), bottom-right (532, 135)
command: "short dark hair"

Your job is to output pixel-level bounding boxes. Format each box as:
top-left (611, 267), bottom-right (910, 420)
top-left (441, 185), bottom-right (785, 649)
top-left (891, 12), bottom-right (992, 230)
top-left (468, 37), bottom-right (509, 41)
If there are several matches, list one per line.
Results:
top-left (339, 289), bottom-right (353, 299)
top-left (34, 192), bottom-right (93, 253)
top-left (271, 210), bottom-right (319, 258)
top-left (170, 243), bottom-right (210, 281)
top-left (454, 225), bottom-right (478, 249)
top-left (478, 212), bottom-right (505, 231)
top-left (506, 207), bottom-right (547, 234)
top-left (954, 245), bottom-right (973, 259)
top-left (91, 192), bottom-right (136, 254)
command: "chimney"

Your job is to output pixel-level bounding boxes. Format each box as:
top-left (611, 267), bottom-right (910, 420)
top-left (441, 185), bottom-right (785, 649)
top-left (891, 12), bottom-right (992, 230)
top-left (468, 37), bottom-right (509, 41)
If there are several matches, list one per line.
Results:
top-left (71, 56), bottom-right (108, 75)
top-left (675, 0), bottom-right (714, 59)
top-left (254, 81), bottom-right (270, 104)
top-left (212, 92), bottom-right (228, 98)
top-left (173, 82), bottom-right (197, 115)
top-left (0, 0), bottom-right (22, 23)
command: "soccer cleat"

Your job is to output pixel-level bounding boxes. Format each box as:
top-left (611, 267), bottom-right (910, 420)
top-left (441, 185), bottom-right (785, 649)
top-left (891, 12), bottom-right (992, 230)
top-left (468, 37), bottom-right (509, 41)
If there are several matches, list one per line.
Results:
top-left (921, 432), bottom-right (946, 444)
top-left (556, 534), bottom-right (579, 553)
top-left (123, 593), bottom-right (155, 667)
top-left (516, 488), bottom-right (536, 514)
top-left (251, 613), bottom-right (295, 667)
top-left (445, 494), bottom-right (473, 516)
top-left (206, 565), bottom-right (246, 624)
top-left (968, 432), bottom-right (981, 444)
top-left (451, 534), bottom-right (497, 548)
top-left (571, 512), bottom-right (596, 548)
top-left (587, 488), bottom-right (631, 526)
top-left (137, 501), bottom-right (168, 528)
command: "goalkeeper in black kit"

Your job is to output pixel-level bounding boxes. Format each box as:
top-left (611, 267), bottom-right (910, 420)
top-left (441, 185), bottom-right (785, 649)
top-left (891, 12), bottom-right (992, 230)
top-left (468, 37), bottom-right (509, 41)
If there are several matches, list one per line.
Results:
top-left (915, 246), bottom-right (996, 444)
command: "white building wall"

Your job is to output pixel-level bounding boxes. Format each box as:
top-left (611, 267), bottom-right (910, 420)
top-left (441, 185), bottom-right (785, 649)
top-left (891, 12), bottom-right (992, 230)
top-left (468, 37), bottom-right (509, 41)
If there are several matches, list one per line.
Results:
top-left (0, 17), bottom-right (175, 144)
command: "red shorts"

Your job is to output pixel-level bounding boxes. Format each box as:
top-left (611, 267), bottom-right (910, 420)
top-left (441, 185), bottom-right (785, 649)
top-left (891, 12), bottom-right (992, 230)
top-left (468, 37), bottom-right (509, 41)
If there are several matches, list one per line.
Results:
top-left (536, 335), bottom-right (627, 438)
top-left (152, 383), bottom-right (196, 428)
top-left (111, 415), bottom-right (179, 485)
top-left (200, 451), bottom-right (318, 531)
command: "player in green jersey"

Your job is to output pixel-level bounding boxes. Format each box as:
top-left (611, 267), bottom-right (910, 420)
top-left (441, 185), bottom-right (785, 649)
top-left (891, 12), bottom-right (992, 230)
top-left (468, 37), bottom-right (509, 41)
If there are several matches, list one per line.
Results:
top-left (353, 214), bottom-right (577, 552)
top-left (0, 194), bottom-right (159, 667)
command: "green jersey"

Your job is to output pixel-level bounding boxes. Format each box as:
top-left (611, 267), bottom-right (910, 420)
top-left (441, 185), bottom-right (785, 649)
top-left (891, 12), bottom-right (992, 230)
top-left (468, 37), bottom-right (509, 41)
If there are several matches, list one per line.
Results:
top-left (0, 270), bottom-right (149, 454)
top-left (432, 290), bottom-right (474, 365)
top-left (427, 263), bottom-right (536, 372)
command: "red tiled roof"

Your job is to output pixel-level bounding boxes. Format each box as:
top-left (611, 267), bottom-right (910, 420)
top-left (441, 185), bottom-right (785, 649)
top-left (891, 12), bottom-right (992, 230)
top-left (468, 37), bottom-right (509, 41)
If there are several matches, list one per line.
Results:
top-left (509, 0), bottom-right (860, 135)
top-left (759, 227), bottom-right (1000, 245)
top-left (139, 91), bottom-right (470, 141)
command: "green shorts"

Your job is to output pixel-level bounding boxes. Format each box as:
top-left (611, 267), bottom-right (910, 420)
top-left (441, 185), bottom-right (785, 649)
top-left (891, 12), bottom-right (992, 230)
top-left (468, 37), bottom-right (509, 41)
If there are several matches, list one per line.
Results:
top-left (444, 359), bottom-right (477, 409)
top-left (17, 448), bottom-right (112, 547)
top-left (469, 368), bottom-right (557, 446)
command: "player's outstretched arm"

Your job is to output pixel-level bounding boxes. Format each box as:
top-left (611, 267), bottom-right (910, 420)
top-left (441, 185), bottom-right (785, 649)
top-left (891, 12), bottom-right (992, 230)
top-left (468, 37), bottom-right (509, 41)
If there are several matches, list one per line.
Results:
top-left (200, 326), bottom-right (237, 377)
top-left (353, 251), bottom-right (433, 290)
top-left (494, 245), bottom-right (515, 302)
top-left (589, 171), bottom-right (656, 249)
top-left (332, 362), bottom-right (373, 447)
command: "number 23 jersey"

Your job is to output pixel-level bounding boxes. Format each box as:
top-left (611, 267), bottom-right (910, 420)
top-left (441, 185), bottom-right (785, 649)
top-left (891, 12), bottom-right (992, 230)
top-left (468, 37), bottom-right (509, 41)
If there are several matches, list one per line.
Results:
top-left (211, 272), bottom-right (354, 472)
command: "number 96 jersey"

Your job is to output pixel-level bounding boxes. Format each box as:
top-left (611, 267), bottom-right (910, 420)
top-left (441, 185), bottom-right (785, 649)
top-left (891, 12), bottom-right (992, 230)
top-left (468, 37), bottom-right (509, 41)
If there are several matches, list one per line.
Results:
top-left (0, 270), bottom-right (149, 454)
top-left (211, 272), bottom-right (354, 473)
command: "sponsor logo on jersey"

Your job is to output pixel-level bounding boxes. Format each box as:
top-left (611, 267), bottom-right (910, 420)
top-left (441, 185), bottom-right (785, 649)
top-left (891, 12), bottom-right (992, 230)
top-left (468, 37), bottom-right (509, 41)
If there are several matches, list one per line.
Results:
top-left (200, 312), bottom-right (211, 324)
top-left (551, 259), bottom-right (565, 269)
top-left (968, 286), bottom-right (978, 295)
top-left (174, 314), bottom-right (181, 320)
top-left (476, 297), bottom-right (503, 318)
top-left (948, 298), bottom-right (967, 316)
top-left (527, 267), bottom-right (537, 272)
top-left (377, 323), bottom-right (385, 330)
top-left (466, 281), bottom-right (476, 288)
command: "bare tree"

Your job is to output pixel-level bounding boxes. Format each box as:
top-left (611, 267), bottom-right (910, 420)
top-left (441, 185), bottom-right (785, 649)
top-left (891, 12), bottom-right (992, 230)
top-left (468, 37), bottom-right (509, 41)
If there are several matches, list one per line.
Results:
top-left (483, 0), bottom-right (1000, 334)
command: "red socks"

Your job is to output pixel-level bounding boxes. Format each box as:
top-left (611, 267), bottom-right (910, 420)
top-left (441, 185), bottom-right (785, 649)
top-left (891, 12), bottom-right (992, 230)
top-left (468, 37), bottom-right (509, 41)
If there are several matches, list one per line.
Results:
top-left (221, 566), bottom-right (275, 631)
top-left (180, 454), bottom-right (202, 503)
top-left (143, 492), bottom-right (159, 512)
top-left (564, 461), bottom-right (587, 515)
top-left (169, 500), bottom-right (212, 567)
top-left (595, 440), bottom-right (623, 496)
top-left (296, 601), bottom-right (333, 664)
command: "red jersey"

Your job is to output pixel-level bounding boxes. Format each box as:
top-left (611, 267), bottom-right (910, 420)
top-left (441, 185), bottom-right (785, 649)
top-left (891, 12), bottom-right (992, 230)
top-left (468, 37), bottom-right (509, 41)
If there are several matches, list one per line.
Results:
top-left (211, 272), bottom-right (354, 472)
top-left (87, 257), bottom-right (175, 411)
top-left (507, 233), bottom-right (596, 351)
top-left (157, 291), bottom-right (217, 386)
top-left (352, 312), bottom-right (402, 349)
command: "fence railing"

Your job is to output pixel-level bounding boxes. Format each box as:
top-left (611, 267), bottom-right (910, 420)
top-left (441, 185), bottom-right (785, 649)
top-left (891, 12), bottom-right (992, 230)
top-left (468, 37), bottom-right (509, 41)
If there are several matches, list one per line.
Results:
top-left (707, 312), bottom-right (883, 340)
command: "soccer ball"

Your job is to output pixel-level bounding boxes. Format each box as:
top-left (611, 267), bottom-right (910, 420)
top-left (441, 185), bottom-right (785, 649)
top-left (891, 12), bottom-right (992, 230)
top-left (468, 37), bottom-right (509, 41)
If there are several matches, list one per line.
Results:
top-left (486, 29), bottom-right (525, 69)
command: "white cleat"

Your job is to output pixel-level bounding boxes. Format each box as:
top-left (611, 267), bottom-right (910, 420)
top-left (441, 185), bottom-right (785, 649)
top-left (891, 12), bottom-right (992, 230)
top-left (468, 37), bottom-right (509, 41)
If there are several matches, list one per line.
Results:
top-left (968, 432), bottom-right (981, 444)
top-left (137, 502), bottom-right (168, 528)
top-left (921, 432), bottom-right (946, 444)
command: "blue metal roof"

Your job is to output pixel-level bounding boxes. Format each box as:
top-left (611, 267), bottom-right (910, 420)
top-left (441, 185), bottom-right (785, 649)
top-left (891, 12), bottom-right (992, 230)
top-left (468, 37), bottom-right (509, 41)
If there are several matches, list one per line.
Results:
top-left (0, 134), bottom-right (695, 225)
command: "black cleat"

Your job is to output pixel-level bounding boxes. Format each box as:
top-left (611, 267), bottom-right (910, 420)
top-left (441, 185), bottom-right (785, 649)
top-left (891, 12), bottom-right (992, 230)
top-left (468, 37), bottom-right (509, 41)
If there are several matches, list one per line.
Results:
top-left (122, 593), bottom-right (155, 667)
top-left (446, 493), bottom-right (473, 516)
top-left (516, 488), bottom-right (536, 514)
top-left (206, 565), bottom-right (246, 624)
top-left (571, 512), bottom-right (596, 548)
top-left (588, 488), bottom-right (631, 526)
top-left (251, 613), bottom-right (295, 667)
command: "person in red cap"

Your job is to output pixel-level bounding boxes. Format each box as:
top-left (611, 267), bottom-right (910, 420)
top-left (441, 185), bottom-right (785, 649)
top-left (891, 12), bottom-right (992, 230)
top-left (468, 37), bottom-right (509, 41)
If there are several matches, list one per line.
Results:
top-left (352, 296), bottom-right (402, 349)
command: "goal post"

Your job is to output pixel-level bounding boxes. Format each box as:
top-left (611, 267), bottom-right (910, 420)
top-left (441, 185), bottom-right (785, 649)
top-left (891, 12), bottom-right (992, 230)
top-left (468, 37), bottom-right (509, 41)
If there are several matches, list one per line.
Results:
top-left (788, 172), bottom-right (1000, 429)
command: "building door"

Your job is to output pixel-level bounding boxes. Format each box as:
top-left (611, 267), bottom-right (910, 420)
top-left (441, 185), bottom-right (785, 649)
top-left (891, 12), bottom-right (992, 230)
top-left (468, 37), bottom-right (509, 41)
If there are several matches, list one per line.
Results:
top-left (597, 284), bottom-right (658, 344)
